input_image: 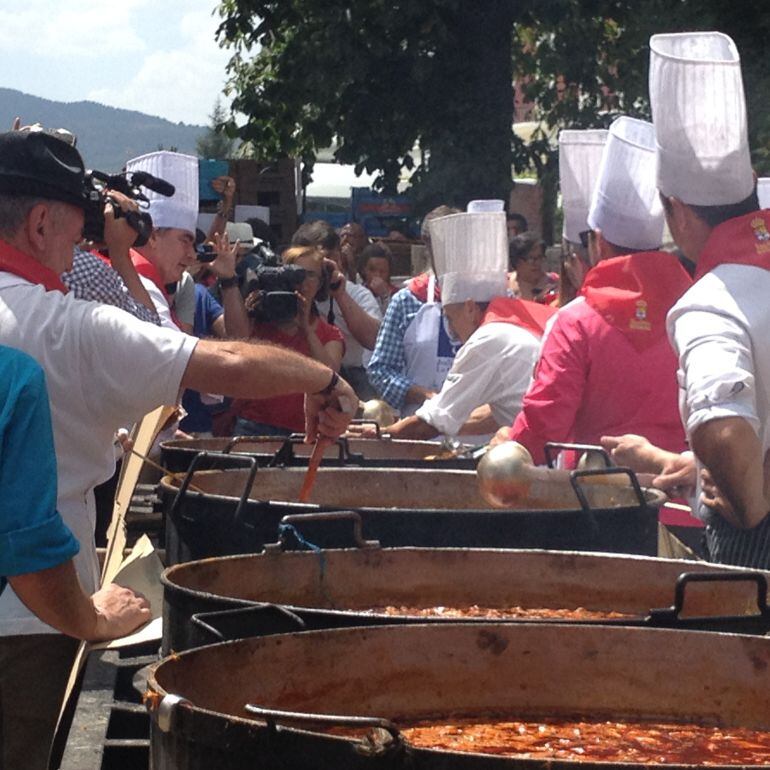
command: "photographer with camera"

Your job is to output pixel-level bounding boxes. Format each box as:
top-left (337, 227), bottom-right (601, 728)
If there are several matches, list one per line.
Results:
top-left (232, 244), bottom-right (345, 437)
top-left (292, 221), bottom-right (382, 400)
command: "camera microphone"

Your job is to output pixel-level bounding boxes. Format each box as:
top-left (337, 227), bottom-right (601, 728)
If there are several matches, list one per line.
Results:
top-left (131, 171), bottom-right (176, 198)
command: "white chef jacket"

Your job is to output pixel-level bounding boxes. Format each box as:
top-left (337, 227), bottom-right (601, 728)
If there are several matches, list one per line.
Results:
top-left (416, 321), bottom-right (540, 439)
top-left (0, 273), bottom-right (197, 635)
top-left (667, 263), bottom-right (770, 520)
top-left (317, 280), bottom-right (382, 368)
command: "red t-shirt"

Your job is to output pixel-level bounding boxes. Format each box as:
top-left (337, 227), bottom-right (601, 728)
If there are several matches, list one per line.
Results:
top-left (233, 318), bottom-right (345, 432)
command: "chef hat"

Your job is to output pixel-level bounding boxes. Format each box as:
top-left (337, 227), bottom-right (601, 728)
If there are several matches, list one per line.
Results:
top-left (649, 31), bottom-right (753, 206)
top-left (125, 151), bottom-right (199, 235)
top-left (429, 212), bottom-right (508, 305)
top-left (559, 129), bottom-right (608, 243)
top-left (757, 178), bottom-right (770, 210)
top-left (467, 199), bottom-right (505, 213)
top-left (587, 117), bottom-right (664, 251)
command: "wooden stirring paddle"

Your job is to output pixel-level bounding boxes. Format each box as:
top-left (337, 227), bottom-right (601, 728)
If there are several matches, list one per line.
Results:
top-left (298, 437), bottom-right (331, 502)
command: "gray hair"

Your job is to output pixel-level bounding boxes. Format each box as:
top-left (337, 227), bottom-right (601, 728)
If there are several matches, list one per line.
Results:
top-left (0, 195), bottom-right (45, 239)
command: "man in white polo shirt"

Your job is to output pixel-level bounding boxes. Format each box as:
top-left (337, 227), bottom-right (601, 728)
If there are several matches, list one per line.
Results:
top-left (0, 130), bottom-right (356, 768)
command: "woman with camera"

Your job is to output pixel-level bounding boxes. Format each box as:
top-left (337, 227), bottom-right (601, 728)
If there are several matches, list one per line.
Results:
top-left (232, 245), bottom-right (345, 437)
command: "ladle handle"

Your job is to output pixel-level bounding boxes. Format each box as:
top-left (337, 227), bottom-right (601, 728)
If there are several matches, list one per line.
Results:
top-left (263, 511), bottom-right (380, 552)
top-left (544, 442), bottom-right (613, 469)
top-left (648, 571), bottom-right (770, 626)
top-left (190, 604), bottom-right (306, 644)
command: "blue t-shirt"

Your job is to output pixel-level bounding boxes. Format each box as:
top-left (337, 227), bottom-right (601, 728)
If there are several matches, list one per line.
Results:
top-left (0, 346), bottom-right (79, 594)
top-left (180, 285), bottom-right (225, 433)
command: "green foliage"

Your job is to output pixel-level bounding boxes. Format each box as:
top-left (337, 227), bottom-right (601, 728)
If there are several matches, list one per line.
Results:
top-left (196, 98), bottom-right (236, 160)
top-left (216, 0), bottom-right (770, 228)
top-left (216, 0), bottom-right (515, 210)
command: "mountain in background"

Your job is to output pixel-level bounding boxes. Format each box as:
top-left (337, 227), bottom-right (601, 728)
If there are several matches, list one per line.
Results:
top-left (0, 88), bottom-right (206, 171)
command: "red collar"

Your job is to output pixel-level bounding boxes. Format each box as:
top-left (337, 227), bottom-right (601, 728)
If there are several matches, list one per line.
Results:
top-left (407, 273), bottom-right (441, 302)
top-left (580, 252), bottom-right (692, 352)
top-left (0, 238), bottom-right (67, 293)
top-left (695, 209), bottom-right (770, 281)
top-left (480, 296), bottom-right (556, 338)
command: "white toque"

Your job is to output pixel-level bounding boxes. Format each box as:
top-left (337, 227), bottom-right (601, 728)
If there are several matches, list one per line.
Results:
top-left (467, 199), bottom-right (505, 213)
top-left (757, 178), bottom-right (770, 210)
top-left (125, 151), bottom-right (199, 235)
top-left (649, 31), bottom-right (753, 206)
top-left (559, 129), bottom-right (608, 244)
top-left (429, 212), bottom-right (508, 305)
top-left (587, 117), bottom-right (665, 251)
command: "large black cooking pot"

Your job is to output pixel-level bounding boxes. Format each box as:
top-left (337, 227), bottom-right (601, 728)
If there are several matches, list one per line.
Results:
top-left (161, 531), bottom-right (770, 653)
top-left (144, 622), bottom-right (770, 769)
top-left (159, 463), bottom-right (664, 564)
top-left (159, 434), bottom-right (478, 473)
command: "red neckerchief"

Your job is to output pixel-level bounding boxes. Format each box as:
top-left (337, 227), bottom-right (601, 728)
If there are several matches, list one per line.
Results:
top-left (0, 238), bottom-right (67, 293)
top-left (480, 296), bottom-right (556, 338)
top-left (580, 252), bottom-right (692, 352)
top-left (407, 272), bottom-right (441, 302)
top-left (695, 209), bottom-right (770, 281)
top-left (130, 248), bottom-right (181, 328)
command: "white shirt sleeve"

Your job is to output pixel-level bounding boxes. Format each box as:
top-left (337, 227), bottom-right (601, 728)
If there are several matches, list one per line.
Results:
top-left (72, 300), bottom-right (198, 430)
top-left (671, 306), bottom-right (759, 436)
top-left (416, 323), bottom-right (537, 436)
top-left (140, 275), bottom-right (178, 331)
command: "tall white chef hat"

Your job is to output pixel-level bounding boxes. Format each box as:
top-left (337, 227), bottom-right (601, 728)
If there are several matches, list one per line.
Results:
top-left (467, 199), bottom-right (505, 213)
top-left (125, 151), bottom-right (199, 235)
top-left (757, 178), bottom-right (770, 210)
top-left (429, 211), bottom-right (508, 305)
top-left (649, 31), bottom-right (753, 206)
top-left (559, 129), bottom-right (608, 244)
top-left (587, 117), bottom-right (664, 251)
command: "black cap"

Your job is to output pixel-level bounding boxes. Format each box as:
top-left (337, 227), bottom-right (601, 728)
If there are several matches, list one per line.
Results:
top-left (0, 131), bottom-right (91, 210)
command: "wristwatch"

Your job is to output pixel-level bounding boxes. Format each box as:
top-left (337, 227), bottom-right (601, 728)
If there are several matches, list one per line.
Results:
top-left (219, 275), bottom-right (239, 290)
top-left (315, 371), bottom-right (339, 396)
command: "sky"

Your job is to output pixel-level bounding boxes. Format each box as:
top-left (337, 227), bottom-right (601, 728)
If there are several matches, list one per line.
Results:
top-left (0, 0), bottom-right (232, 126)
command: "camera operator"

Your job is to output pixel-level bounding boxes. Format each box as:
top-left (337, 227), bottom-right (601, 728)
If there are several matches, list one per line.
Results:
top-left (232, 245), bottom-right (344, 437)
top-left (0, 130), bottom-right (356, 768)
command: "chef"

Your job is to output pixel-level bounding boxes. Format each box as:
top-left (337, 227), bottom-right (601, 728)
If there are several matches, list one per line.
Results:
top-left (558, 128), bottom-right (608, 302)
top-left (499, 116), bottom-right (692, 465)
top-left (382, 203), bottom-right (554, 443)
top-left (125, 150), bottom-right (199, 329)
top-left (651, 31), bottom-right (770, 567)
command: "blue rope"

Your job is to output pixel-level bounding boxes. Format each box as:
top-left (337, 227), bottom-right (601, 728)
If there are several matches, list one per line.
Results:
top-left (278, 522), bottom-right (327, 581)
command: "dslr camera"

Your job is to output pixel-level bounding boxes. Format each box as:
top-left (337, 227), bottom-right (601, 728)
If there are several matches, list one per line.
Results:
top-left (245, 264), bottom-right (307, 323)
top-left (82, 169), bottom-right (175, 247)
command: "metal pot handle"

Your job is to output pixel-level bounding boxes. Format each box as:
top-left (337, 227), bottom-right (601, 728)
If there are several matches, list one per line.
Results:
top-left (648, 571), bottom-right (770, 626)
top-left (263, 511), bottom-right (380, 552)
top-left (244, 705), bottom-right (403, 754)
top-left (568, 466), bottom-right (647, 512)
top-left (543, 442), bottom-right (613, 469)
top-left (169, 451), bottom-right (260, 526)
top-left (190, 603), bottom-right (307, 644)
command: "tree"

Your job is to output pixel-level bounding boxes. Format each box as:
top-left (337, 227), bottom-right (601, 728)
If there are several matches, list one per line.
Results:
top-left (196, 98), bottom-right (236, 160)
top-left (216, 0), bottom-right (516, 210)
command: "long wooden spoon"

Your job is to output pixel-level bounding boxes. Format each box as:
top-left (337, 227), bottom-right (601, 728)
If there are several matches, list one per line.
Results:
top-left (298, 437), bottom-right (331, 502)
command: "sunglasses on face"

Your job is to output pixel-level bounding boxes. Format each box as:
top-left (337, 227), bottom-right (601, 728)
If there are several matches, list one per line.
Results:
top-left (578, 230), bottom-right (591, 249)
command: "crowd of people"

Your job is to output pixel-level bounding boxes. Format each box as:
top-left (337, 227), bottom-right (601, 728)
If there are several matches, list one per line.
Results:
top-left (1, 26), bottom-right (770, 769)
